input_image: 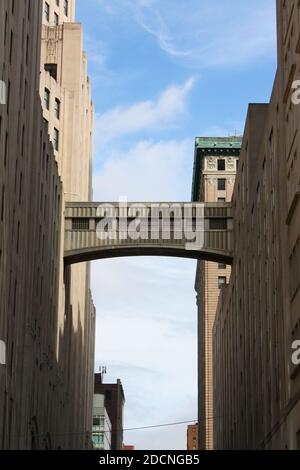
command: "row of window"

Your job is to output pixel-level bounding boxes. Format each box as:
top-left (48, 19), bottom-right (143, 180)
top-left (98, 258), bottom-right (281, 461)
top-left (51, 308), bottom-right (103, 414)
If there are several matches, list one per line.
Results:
top-left (44, 0), bottom-right (69, 24)
top-left (44, 88), bottom-right (60, 119)
top-left (44, 88), bottom-right (60, 151)
top-left (71, 218), bottom-right (228, 231)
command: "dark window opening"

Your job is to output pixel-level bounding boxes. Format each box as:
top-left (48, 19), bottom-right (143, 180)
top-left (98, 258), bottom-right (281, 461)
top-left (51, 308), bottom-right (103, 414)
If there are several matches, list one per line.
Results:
top-left (218, 159), bottom-right (225, 171)
top-left (209, 218), bottom-right (227, 230)
top-left (218, 178), bottom-right (226, 191)
top-left (44, 63), bottom-right (57, 81)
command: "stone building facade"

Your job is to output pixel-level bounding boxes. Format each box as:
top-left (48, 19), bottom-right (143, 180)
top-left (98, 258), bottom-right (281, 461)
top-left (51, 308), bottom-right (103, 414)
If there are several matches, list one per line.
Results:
top-left (192, 137), bottom-right (241, 449)
top-left (187, 423), bottom-right (199, 450)
top-left (40, 0), bottom-right (95, 449)
top-left (0, 0), bottom-right (63, 449)
top-left (213, 0), bottom-right (300, 450)
top-left (0, 0), bottom-right (96, 449)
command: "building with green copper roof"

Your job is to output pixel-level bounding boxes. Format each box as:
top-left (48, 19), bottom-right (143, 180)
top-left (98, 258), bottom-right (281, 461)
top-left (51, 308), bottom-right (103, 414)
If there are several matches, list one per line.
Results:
top-left (191, 136), bottom-right (242, 202)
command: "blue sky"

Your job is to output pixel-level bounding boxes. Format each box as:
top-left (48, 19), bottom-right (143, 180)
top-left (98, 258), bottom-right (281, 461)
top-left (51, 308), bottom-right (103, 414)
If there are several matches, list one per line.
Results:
top-left (76, 0), bottom-right (277, 450)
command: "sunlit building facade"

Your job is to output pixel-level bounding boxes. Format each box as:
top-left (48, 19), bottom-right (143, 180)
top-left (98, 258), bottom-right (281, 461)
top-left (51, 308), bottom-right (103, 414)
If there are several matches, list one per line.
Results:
top-left (192, 137), bottom-right (241, 449)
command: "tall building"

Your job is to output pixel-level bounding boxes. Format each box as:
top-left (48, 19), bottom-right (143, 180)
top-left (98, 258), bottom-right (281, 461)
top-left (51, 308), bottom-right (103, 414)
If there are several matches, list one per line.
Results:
top-left (213, 0), bottom-right (300, 450)
top-left (94, 374), bottom-right (125, 450)
top-left (0, 0), bottom-right (96, 449)
top-left (40, 0), bottom-right (95, 449)
top-left (0, 0), bottom-right (63, 449)
top-left (92, 394), bottom-right (112, 450)
top-left (187, 423), bottom-right (199, 450)
top-left (192, 137), bottom-right (241, 449)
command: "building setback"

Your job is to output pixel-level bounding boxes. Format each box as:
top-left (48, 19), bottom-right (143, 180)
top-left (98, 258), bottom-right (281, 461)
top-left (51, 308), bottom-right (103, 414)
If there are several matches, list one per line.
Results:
top-left (192, 137), bottom-right (241, 449)
top-left (213, 0), bottom-right (300, 450)
top-left (40, 0), bottom-right (96, 450)
top-left (94, 374), bottom-right (125, 451)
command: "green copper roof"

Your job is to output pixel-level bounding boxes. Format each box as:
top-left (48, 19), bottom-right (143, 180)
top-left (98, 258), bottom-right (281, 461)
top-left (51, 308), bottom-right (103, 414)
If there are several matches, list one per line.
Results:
top-left (195, 136), bottom-right (242, 149)
top-left (191, 136), bottom-right (243, 202)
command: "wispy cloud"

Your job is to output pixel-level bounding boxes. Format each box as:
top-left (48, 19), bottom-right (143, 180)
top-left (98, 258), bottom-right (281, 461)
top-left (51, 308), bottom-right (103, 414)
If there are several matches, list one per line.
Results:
top-left (83, 34), bottom-right (115, 85)
top-left (95, 0), bottom-right (276, 68)
top-left (94, 78), bottom-right (195, 146)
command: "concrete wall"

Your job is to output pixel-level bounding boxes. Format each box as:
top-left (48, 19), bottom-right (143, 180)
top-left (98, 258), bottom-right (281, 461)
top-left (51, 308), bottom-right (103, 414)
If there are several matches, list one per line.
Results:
top-left (213, 0), bottom-right (300, 450)
top-left (0, 0), bottom-right (64, 449)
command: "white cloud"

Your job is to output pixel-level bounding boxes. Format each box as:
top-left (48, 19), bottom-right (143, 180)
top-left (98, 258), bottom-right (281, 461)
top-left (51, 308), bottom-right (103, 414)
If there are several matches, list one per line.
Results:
top-left (87, 25), bottom-right (201, 450)
top-left (92, 256), bottom-right (197, 450)
top-left (92, 133), bottom-right (197, 449)
top-left (93, 138), bottom-right (193, 201)
top-left (94, 78), bottom-right (195, 146)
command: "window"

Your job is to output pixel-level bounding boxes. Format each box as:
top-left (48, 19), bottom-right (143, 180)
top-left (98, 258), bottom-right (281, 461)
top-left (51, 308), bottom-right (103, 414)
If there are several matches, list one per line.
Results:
top-left (9, 31), bottom-right (13, 64)
top-left (55, 98), bottom-right (60, 119)
top-left (44, 63), bottom-right (57, 81)
top-left (54, 12), bottom-right (59, 25)
top-left (218, 263), bottom-right (226, 270)
top-left (218, 178), bottom-right (226, 191)
top-left (44, 88), bottom-right (50, 110)
top-left (44, 2), bottom-right (50, 22)
top-left (56, 0), bottom-right (60, 5)
top-left (218, 159), bottom-right (225, 171)
top-left (209, 218), bottom-right (227, 230)
top-left (93, 417), bottom-right (100, 426)
top-left (64, 0), bottom-right (69, 16)
top-left (93, 416), bottom-right (105, 428)
top-left (92, 433), bottom-right (104, 447)
top-left (72, 218), bottom-right (89, 230)
top-left (53, 128), bottom-right (59, 151)
top-left (218, 276), bottom-right (227, 288)
top-left (297, 429), bottom-right (300, 450)
top-left (1, 185), bottom-right (5, 222)
top-left (218, 197), bottom-right (226, 202)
